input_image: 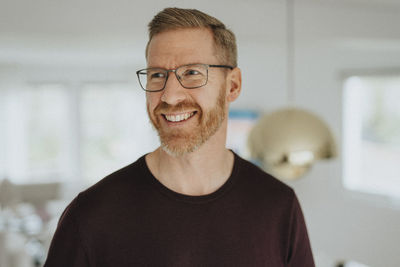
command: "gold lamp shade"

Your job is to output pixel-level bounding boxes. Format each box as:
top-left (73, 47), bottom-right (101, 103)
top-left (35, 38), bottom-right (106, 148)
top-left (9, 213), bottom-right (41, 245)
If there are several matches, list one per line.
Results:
top-left (247, 107), bottom-right (337, 180)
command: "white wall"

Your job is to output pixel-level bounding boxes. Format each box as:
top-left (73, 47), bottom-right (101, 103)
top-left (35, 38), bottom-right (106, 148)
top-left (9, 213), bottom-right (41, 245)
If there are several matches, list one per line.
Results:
top-left (1, 0), bottom-right (400, 266)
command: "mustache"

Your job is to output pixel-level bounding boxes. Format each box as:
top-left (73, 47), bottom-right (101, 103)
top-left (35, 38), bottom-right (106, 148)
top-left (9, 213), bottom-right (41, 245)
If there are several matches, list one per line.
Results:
top-left (154, 101), bottom-right (201, 115)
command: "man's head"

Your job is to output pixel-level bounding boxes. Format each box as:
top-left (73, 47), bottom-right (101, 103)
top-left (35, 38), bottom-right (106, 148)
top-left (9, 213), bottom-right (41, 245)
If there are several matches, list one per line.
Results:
top-left (146, 7), bottom-right (237, 67)
top-left (143, 8), bottom-right (241, 157)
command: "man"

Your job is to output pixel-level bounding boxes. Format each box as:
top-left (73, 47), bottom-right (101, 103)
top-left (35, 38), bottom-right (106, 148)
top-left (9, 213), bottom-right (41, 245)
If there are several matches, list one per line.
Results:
top-left (44, 7), bottom-right (315, 267)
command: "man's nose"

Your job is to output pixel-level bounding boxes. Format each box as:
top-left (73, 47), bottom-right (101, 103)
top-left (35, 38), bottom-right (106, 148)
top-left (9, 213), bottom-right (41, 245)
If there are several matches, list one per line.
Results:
top-left (161, 72), bottom-right (187, 105)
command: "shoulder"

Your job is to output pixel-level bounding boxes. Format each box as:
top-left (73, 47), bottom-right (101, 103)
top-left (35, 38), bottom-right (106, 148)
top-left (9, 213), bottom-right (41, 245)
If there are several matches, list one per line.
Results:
top-left (233, 153), bottom-right (295, 207)
top-left (66, 155), bottom-right (150, 218)
top-left (234, 153), bottom-right (294, 194)
top-left (82, 155), bottom-right (148, 197)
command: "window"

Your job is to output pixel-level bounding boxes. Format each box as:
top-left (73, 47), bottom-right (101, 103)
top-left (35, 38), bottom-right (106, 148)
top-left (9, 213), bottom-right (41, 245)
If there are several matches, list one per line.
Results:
top-left (343, 75), bottom-right (400, 200)
top-left (81, 83), bottom-right (157, 184)
top-left (2, 84), bottom-right (71, 183)
top-left (1, 81), bottom-right (158, 186)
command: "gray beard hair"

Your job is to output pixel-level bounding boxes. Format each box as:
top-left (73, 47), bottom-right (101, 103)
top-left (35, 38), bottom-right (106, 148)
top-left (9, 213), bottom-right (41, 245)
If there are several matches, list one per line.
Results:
top-left (160, 142), bottom-right (201, 157)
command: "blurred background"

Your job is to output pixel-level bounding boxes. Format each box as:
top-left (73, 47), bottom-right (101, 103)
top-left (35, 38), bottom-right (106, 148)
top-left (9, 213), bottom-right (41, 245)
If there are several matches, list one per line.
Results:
top-left (0, 0), bottom-right (399, 266)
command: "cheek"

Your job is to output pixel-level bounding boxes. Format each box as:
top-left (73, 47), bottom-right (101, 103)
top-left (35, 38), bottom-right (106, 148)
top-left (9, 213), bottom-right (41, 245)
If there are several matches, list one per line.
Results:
top-left (207, 80), bottom-right (228, 105)
top-left (146, 94), bottom-right (160, 111)
top-left (201, 80), bottom-right (223, 103)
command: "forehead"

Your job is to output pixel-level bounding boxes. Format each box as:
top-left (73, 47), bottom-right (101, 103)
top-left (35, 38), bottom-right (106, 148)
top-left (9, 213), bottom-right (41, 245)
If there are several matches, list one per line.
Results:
top-left (147, 28), bottom-right (217, 68)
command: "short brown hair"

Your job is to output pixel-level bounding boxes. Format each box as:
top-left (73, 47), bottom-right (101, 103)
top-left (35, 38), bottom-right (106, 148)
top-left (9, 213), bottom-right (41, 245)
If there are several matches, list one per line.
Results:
top-left (146, 7), bottom-right (237, 67)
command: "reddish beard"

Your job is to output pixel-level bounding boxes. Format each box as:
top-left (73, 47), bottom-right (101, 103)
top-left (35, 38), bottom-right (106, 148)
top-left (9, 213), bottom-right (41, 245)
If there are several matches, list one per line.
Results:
top-left (147, 87), bottom-right (226, 157)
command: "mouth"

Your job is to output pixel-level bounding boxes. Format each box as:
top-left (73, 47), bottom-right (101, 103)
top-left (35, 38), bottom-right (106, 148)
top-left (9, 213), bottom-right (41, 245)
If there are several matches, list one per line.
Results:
top-left (162, 111), bottom-right (197, 123)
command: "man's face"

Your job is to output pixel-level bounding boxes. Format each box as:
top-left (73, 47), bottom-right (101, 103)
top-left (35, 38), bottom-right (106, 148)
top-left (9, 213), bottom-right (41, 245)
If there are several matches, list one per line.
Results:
top-left (146, 28), bottom-right (229, 157)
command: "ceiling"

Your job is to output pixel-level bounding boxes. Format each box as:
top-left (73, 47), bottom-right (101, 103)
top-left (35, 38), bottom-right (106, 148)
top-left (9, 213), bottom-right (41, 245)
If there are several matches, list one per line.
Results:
top-left (1, 0), bottom-right (399, 35)
top-left (0, 0), bottom-right (399, 66)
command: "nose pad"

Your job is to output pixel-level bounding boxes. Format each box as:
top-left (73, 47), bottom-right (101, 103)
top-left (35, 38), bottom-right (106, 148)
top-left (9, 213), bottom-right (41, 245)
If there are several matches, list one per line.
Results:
top-left (161, 72), bottom-right (186, 104)
top-left (172, 71), bottom-right (184, 87)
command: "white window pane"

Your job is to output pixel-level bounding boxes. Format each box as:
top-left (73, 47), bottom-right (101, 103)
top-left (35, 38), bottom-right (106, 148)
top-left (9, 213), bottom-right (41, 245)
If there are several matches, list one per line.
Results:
top-left (81, 83), bottom-right (157, 185)
top-left (343, 76), bottom-right (400, 199)
top-left (5, 84), bottom-right (71, 183)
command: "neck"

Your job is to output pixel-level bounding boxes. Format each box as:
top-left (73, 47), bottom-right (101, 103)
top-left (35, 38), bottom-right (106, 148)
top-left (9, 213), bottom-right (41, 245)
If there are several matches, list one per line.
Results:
top-left (145, 122), bottom-right (234, 196)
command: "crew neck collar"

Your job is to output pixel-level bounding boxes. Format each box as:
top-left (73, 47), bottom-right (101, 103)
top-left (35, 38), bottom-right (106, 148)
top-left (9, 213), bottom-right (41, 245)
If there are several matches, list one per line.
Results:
top-left (141, 151), bottom-right (241, 204)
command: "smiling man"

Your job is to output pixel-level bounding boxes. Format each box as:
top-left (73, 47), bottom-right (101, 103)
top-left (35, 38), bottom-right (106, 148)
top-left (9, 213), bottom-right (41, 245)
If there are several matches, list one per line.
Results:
top-left (44, 8), bottom-right (315, 267)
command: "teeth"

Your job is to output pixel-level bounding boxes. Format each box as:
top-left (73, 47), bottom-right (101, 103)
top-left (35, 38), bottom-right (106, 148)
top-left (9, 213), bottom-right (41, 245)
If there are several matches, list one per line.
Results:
top-left (165, 112), bottom-right (194, 122)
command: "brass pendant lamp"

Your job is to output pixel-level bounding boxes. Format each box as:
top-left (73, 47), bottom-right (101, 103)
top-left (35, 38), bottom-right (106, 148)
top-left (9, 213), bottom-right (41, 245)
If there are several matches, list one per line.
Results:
top-left (247, 0), bottom-right (337, 180)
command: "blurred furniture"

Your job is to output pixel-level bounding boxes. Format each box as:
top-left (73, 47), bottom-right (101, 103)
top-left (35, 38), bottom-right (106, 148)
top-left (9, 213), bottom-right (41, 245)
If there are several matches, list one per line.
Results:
top-left (0, 179), bottom-right (61, 267)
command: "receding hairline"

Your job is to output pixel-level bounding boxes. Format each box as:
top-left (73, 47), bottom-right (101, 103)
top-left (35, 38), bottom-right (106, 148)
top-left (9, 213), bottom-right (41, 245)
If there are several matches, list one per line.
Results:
top-left (145, 27), bottom-right (222, 62)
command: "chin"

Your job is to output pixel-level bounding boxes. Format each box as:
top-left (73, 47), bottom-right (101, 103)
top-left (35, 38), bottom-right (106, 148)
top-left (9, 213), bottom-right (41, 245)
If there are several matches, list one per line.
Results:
top-left (161, 144), bottom-right (199, 157)
top-left (160, 136), bottom-right (201, 157)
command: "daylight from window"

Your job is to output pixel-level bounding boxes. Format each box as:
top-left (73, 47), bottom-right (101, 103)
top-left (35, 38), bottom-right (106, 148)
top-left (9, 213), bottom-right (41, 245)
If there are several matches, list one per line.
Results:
top-left (1, 82), bottom-right (158, 186)
top-left (343, 75), bottom-right (400, 200)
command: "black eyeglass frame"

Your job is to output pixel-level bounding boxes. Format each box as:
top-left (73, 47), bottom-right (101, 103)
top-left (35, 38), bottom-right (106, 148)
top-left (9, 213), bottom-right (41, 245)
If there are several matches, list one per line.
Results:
top-left (136, 64), bottom-right (234, 92)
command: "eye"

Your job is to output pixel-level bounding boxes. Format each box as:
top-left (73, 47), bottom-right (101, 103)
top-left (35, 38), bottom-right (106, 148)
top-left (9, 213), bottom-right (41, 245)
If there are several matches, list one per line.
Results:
top-left (150, 72), bottom-right (166, 79)
top-left (182, 69), bottom-right (205, 78)
top-left (185, 69), bottom-right (200, 75)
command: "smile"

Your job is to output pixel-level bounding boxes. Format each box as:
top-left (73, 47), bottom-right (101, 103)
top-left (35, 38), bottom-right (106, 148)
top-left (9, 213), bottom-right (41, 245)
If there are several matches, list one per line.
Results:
top-left (163, 111), bottom-right (196, 122)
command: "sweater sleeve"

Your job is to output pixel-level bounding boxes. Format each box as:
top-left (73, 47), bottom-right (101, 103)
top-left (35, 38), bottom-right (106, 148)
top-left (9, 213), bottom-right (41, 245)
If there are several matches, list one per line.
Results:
top-left (44, 195), bottom-right (90, 267)
top-left (286, 193), bottom-right (315, 267)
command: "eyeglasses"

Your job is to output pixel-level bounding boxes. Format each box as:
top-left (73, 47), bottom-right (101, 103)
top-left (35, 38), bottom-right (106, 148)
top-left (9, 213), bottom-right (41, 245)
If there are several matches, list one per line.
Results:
top-left (136, 63), bottom-right (234, 92)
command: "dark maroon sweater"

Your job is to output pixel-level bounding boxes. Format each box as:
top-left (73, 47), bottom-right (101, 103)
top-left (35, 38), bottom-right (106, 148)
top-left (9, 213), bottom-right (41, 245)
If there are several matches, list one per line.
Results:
top-left (44, 153), bottom-right (314, 266)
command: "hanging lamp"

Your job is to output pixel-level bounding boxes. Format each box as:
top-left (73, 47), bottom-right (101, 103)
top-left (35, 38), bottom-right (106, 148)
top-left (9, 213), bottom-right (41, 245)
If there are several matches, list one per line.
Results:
top-left (247, 0), bottom-right (337, 180)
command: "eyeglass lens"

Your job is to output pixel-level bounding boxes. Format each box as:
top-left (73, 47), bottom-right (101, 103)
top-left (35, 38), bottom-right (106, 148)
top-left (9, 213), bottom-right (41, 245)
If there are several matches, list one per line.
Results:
top-left (138, 64), bottom-right (208, 91)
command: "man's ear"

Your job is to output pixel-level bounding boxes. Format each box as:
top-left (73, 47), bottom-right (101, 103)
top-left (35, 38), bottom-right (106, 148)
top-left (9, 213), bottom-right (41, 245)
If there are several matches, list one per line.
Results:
top-left (226, 67), bottom-right (242, 102)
